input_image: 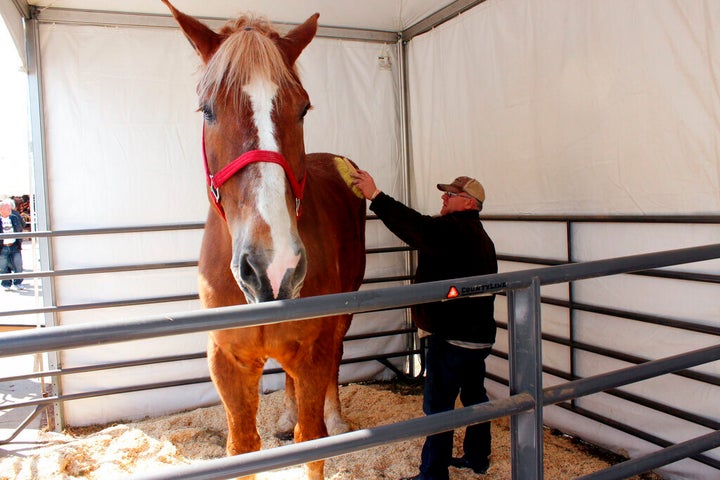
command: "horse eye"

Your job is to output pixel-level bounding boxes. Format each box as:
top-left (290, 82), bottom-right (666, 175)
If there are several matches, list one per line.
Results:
top-left (300, 103), bottom-right (312, 120)
top-left (201, 104), bottom-right (216, 122)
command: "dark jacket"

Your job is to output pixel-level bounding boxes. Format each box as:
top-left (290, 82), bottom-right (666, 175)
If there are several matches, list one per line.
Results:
top-left (1, 213), bottom-right (24, 251)
top-left (370, 192), bottom-right (497, 343)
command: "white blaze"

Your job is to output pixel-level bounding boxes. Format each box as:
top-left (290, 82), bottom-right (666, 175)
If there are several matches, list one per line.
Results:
top-left (242, 78), bottom-right (300, 299)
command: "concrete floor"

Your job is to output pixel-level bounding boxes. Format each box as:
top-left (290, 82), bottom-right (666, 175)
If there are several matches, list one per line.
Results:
top-left (0, 354), bottom-right (47, 451)
top-left (0, 241), bottom-right (49, 453)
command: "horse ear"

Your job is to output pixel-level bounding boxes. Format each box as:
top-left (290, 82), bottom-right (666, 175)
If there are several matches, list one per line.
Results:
top-left (162, 0), bottom-right (223, 64)
top-left (279, 13), bottom-right (319, 66)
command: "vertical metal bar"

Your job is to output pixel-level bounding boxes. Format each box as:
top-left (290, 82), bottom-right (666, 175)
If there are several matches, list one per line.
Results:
top-left (397, 37), bottom-right (411, 208)
top-left (507, 277), bottom-right (543, 480)
top-left (567, 220), bottom-right (578, 408)
top-left (25, 14), bottom-right (64, 431)
top-left (397, 36), bottom-right (419, 376)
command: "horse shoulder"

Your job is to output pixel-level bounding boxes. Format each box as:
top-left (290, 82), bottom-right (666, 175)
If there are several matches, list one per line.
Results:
top-left (300, 153), bottom-right (367, 292)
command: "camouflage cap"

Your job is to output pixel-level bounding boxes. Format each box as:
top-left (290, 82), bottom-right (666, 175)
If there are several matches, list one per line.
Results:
top-left (437, 176), bottom-right (485, 203)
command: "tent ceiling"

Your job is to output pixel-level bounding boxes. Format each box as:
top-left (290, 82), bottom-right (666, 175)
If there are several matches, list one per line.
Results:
top-left (27, 0), bottom-right (460, 32)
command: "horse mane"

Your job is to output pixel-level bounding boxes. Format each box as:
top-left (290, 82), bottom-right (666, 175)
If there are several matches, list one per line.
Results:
top-left (198, 16), bottom-right (300, 108)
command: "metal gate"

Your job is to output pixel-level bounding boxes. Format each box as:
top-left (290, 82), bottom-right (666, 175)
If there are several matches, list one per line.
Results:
top-left (2, 242), bottom-right (719, 479)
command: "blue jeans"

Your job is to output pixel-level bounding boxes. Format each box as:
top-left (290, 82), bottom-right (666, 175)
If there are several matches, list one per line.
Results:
top-left (418, 336), bottom-right (492, 480)
top-left (0, 245), bottom-right (23, 288)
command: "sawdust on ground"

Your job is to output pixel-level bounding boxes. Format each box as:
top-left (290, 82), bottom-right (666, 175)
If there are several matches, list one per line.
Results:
top-left (0, 383), bottom-right (662, 479)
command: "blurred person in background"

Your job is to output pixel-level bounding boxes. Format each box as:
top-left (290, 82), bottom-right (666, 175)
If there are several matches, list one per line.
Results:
top-left (1, 199), bottom-right (25, 291)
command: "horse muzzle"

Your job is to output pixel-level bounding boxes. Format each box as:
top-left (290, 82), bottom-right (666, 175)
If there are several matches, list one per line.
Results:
top-left (231, 244), bottom-right (307, 303)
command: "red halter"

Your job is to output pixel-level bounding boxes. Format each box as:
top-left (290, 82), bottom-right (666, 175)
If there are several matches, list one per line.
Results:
top-left (202, 126), bottom-right (306, 220)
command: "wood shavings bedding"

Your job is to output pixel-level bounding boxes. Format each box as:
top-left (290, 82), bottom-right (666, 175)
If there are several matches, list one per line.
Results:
top-left (0, 384), bottom-right (660, 479)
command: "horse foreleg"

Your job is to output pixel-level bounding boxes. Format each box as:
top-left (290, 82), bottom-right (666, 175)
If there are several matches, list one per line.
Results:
top-left (278, 371), bottom-right (348, 441)
top-left (325, 315), bottom-right (351, 436)
top-left (278, 316), bottom-right (351, 439)
top-left (278, 374), bottom-right (347, 440)
top-left (208, 338), bottom-right (264, 479)
top-left (293, 363), bottom-right (331, 480)
top-left (276, 374), bottom-right (298, 440)
top-left (324, 381), bottom-right (348, 436)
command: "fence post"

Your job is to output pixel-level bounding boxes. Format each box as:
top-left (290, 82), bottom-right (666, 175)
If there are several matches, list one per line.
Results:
top-left (507, 276), bottom-right (543, 480)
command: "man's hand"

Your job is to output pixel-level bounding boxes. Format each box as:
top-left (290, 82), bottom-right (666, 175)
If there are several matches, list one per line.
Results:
top-left (351, 169), bottom-right (381, 200)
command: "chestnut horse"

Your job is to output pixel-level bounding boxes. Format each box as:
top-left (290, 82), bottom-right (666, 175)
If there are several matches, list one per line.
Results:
top-left (162, 2), bottom-right (366, 478)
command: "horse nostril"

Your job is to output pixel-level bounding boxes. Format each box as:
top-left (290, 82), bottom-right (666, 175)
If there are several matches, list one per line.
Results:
top-left (239, 253), bottom-right (255, 281)
top-left (294, 255), bottom-right (308, 287)
top-left (233, 252), bottom-right (269, 303)
top-left (233, 245), bottom-right (306, 302)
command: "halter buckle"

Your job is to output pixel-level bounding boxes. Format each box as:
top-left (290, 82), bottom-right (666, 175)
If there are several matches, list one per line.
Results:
top-left (209, 175), bottom-right (221, 202)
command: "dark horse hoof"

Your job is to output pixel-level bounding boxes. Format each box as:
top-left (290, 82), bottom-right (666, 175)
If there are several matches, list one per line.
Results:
top-left (274, 430), bottom-right (294, 442)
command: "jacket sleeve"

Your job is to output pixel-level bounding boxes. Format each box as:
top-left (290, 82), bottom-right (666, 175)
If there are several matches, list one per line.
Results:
top-left (12, 214), bottom-right (24, 231)
top-left (369, 192), bottom-right (445, 251)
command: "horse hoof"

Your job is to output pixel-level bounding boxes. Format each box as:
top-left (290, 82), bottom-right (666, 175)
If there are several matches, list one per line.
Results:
top-left (274, 429), bottom-right (295, 442)
top-left (326, 417), bottom-right (350, 436)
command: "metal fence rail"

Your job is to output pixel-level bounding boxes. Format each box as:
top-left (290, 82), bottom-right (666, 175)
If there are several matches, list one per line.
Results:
top-left (4, 244), bottom-right (717, 357)
top-left (1, 219), bottom-right (415, 434)
top-left (124, 343), bottom-right (720, 480)
top-left (0, 222), bottom-right (413, 317)
top-left (2, 243), bottom-right (719, 479)
top-left (480, 214), bottom-right (720, 477)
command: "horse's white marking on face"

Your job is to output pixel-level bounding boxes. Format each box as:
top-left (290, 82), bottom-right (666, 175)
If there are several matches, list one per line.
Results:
top-left (243, 78), bottom-right (300, 299)
top-left (243, 78), bottom-right (279, 151)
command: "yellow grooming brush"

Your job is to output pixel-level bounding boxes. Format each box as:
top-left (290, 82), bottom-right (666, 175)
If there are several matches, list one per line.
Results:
top-left (333, 156), bottom-right (365, 199)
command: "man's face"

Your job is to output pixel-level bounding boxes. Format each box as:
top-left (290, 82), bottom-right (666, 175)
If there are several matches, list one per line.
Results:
top-left (440, 191), bottom-right (474, 215)
top-left (0, 205), bottom-right (10, 218)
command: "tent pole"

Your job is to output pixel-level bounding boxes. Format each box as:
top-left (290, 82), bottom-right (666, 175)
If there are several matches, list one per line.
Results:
top-left (25, 12), bottom-right (64, 432)
top-left (34, 8), bottom-right (397, 43)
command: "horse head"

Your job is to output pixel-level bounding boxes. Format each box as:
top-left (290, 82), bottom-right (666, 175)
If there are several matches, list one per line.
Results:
top-left (163, 1), bottom-right (318, 303)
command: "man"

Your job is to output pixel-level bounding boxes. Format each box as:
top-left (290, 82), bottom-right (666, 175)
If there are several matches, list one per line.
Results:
top-left (352, 171), bottom-right (497, 480)
top-left (1, 199), bottom-right (25, 291)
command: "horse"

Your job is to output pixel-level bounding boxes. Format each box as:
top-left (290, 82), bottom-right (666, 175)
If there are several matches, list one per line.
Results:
top-left (162, 2), bottom-right (367, 478)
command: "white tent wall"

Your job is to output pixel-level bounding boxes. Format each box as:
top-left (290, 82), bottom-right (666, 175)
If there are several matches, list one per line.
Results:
top-left (405, 1), bottom-right (719, 478)
top-left (0, 0), bottom-right (26, 69)
top-left (407, 0), bottom-right (720, 216)
top-left (38, 20), bottom-right (404, 425)
top-left (4, 0), bottom-right (716, 476)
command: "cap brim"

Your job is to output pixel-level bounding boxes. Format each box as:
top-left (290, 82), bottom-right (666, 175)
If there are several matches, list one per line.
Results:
top-left (437, 183), bottom-right (463, 193)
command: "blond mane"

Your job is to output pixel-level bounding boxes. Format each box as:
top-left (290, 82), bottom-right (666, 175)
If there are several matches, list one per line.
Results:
top-left (198, 16), bottom-right (299, 107)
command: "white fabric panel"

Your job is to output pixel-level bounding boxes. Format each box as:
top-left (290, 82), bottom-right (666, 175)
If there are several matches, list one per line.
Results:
top-left (571, 339), bottom-right (720, 479)
top-left (0, 21), bottom-right (30, 194)
top-left (28, 0), bottom-right (458, 31)
top-left (494, 296), bottom-right (571, 340)
top-left (488, 355), bottom-right (720, 479)
top-left (576, 347), bottom-right (720, 421)
top-left (40, 24), bottom-right (205, 228)
top-left (406, 3), bottom-right (720, 477)
top-left (0, 0), bottom-right (25, 70)
top-left (498, 261), bottom-right (569, 301)
top-left (572, 223), bottom-right (720, 274)
top-left (64, 384), bottom-right (220, 428)
top-left (301, 38), bottom-right (403, 200)
top-left (407, 0), bottom-right (720, 216)
top-left (539, 303), bottom-right (570, 340)
top-left (484, 220), bottom-right (569, 261)
top-left (540, 340), bottom-right (568, 374)
top-left (542, 402), bottom-right (719, 480)
top-left (40, 22), bottom-right (403, 425)
top-left (576, 311), bottom-right (720, 377)
top-left (39, 23), bottom-right (210, 425)
top-left (491, 300), bottom-right (570, 376)
top-left (485, 352), bottom-right (508, 382)
top-left (574, 274), bottom-right (719, 329)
